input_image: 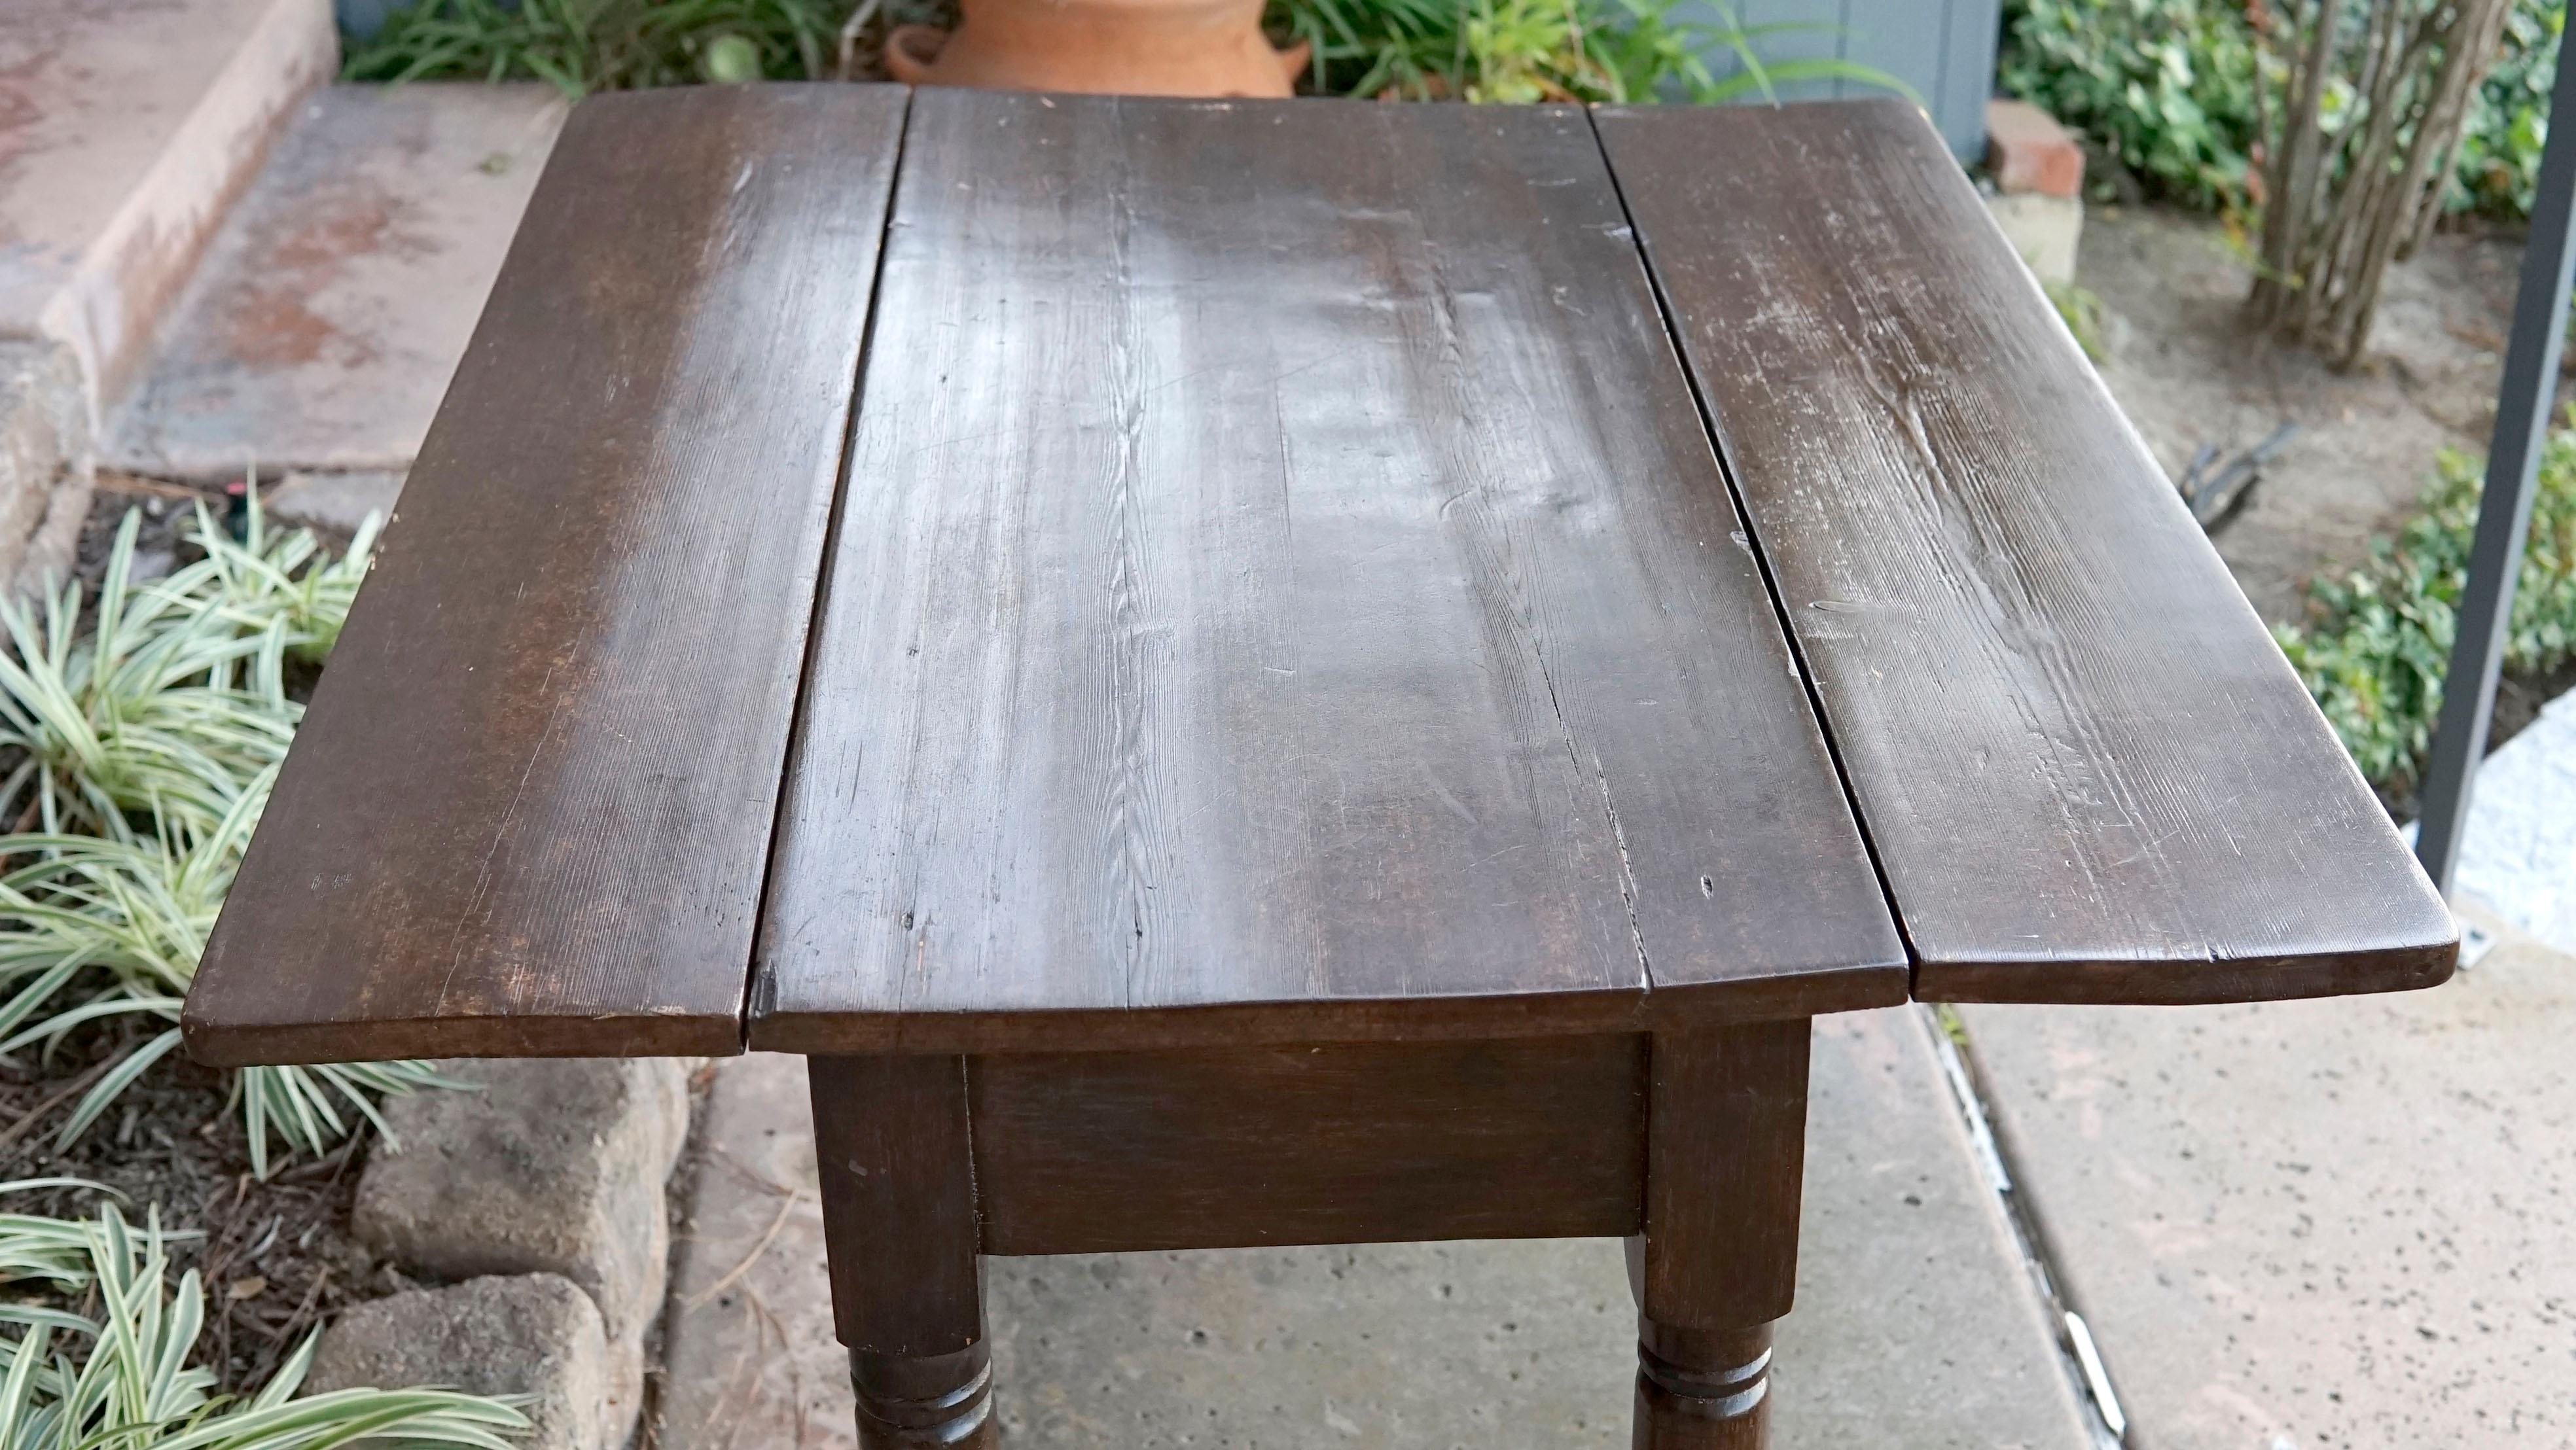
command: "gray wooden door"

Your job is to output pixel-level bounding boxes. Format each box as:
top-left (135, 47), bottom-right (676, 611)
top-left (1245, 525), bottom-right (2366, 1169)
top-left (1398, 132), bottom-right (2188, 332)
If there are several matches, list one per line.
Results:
top-left (1700, 0), bottom-right (1999, 158)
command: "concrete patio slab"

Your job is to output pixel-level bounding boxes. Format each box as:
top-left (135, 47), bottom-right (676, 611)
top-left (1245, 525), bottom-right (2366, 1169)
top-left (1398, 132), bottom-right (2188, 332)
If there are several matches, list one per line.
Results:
top-left (0, 0), bottom-right (335, 410)
top-left (2453, 686), bottom-right (2576, 955)
top-left (657, 1009), bottom-right (2090, 1449)
top-left (106, 83), bottom-right (565, 476)
top-left (1956, 901), bottom-right (2575, 1449)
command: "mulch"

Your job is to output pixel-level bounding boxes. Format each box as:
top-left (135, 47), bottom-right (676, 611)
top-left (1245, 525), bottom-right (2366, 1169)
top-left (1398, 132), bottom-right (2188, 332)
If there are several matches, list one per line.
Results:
top-left (0, 1028), bottom-right (414, 1390)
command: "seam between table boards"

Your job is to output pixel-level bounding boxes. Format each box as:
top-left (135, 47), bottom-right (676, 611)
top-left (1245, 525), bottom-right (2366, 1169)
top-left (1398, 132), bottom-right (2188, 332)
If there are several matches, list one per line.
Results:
top-left (1580, 105), bottom-right (1923, 999)
top-left (736, 86), bottom-right (920, 1053)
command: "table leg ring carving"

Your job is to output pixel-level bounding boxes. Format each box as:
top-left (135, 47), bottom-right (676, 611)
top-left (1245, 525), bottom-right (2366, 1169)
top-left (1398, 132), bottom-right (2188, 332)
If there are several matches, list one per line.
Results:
top-left (1634, 1323), bottom-right (1774, 1449)
top-left (850, 1344), bottom-right (995, 1448)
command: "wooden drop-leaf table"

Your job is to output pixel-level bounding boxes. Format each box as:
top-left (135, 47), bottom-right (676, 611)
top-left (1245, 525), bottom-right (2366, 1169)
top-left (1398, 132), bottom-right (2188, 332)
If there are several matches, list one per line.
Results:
top-left (181, 86), bottom-right (2455, 1448)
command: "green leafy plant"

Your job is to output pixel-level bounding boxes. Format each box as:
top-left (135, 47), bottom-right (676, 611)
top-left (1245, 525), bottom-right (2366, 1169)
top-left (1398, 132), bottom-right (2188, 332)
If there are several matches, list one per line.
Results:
top-left (351, 0), bottom-right (1911, 107)
top-left (1275, 0), bottom-right (1914, 104)
top-left (0, 1188), bottom-right (529, 1450)
top-left (187, 501), bottom-right (378, 669)
top-left (0, 488), bottom-right (373, 838)
top-left (0, 516), bottom-right (295, 839)
top-left (2003, 0), bottom-right (2563, 222)
top-left (344, 0), bottom-right (864, 94)
top-left (1998, 0), bottom-right (2268, 207)
top-left (0, 496), bottom-right (454, 1178)
top-left (0, 783), bottom-right (459, 1179)
top-left (0, 1180), bottom-right (158, 1298)
top-left (2453, 1), bottom-right (2563, 217)
top-left (2276, 410), bottom-right (2576, 790)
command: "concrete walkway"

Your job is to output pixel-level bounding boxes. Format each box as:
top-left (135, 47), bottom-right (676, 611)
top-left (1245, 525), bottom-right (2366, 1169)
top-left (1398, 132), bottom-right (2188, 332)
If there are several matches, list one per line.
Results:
top-left (2454, 688), bottom-right (2576, 955)
top-left (658, 1010), bottom-right (2095, 1449)
top-left (1957, 900), bottom-right (2574, 1449)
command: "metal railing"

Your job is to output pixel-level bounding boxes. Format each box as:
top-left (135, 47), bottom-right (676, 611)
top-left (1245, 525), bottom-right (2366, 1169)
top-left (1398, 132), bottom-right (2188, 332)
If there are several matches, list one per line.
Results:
top-left (2414, 11), bottom-right (2576, 894)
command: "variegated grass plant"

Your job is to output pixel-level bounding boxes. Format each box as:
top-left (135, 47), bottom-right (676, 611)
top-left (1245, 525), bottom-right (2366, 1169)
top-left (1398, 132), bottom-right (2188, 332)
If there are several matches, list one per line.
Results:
top-left (0, 491), bottom-right (452, 1178)
top-left (0, 512), bottom-right (296, 840)
top-left (0, 1184), bottom-right (528, 1449)
top-left (185, 495), bottom-right (378, 668)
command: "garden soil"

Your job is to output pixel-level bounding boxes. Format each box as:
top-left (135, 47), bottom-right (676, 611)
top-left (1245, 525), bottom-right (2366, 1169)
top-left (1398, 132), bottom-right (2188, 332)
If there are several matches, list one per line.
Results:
top-left (2080, 204), bottom-right (2548, 626)
top-left (0, 1033), bottom-right (406, 1393)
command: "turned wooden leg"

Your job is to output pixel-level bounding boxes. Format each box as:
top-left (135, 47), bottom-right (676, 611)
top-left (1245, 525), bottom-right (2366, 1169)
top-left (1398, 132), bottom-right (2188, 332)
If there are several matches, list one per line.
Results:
top-left (848, 1345), bottom-right (993, 1447)
top-left (1630, 1019), bottom-right (1810, 1450)
top-left (1635, 1322), bottom-right (1776, 1449)
top-left (810, 1055), bottom-right (995, 1449)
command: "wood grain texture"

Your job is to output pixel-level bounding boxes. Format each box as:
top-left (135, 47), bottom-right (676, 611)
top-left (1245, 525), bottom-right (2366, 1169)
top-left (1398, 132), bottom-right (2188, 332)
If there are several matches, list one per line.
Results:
top-left (753, 91), bottom-right (1904, 1055)
top-left (810, 1055), bottom-right (986, 1356)
top-left (1630, 1023), bottom-right (1807, 1449)
top-left (1637, 1021), bottom-right (1808, 1330)
top-left (1594, 99), bottom-right (2458, 1005)
top-left (968, 1035), bottom-right (1646, 1254)
top-left (811, 1055), bottom-right (995, 1447)
top-left (846, 1346), bottom-right (995, 1450)
top-left (182, 85), bottom-right (908, 1066)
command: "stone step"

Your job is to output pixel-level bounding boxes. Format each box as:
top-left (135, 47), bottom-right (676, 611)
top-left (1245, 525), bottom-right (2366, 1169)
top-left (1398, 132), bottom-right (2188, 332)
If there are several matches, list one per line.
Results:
top-left (105, 82), bottom-right (567, 479)
top-left (0, 0), bottom-right (336, 584)
top-left (0, 0), bottom-right (336, 412)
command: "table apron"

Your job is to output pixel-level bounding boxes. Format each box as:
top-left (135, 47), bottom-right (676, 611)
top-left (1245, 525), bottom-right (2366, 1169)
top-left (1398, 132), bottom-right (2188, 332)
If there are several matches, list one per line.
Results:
top-left (962, 1035), bottom-right (1649, 1254)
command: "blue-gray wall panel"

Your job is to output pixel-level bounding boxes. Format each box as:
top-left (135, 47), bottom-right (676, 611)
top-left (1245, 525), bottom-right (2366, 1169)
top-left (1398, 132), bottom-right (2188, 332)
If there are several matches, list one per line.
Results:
top-left (1699, 0), bottom-right (1998, 159)
top-left (1938, 0), bottom-right (2003, 156)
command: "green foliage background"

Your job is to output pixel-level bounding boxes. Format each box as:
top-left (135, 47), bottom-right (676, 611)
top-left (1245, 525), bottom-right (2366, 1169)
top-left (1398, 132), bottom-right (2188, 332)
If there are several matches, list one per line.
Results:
top-left (2006, 2), bottom-right (2576, 792)
top-left (0, 503), bottom-right (448, 1181)
top-left (343, 0), bottom-right (870, 89)
top-left (1997, 0), bottom-right (2264, 207)
top-left (0, 1190), bottom-right (531, 1449)
top-left (1998, 0), bottom-right (2564, 219)
top-left (2276, 417), bottom-right (2576, 791)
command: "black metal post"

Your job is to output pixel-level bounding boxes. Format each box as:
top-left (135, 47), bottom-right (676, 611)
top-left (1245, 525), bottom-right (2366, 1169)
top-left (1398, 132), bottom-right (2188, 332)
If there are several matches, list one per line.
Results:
top-left (2414, 18), bottom-right (2576, 894)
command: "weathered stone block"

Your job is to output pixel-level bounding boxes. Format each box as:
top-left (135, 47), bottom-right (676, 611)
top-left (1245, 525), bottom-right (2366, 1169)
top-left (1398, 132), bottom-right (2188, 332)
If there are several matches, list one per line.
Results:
top-left (1987, 97), bottom-right (2084, 200)
top-left (0, 340), bottom-right (92, 595)
top-left (1986, 190), bottom-right (2085, 289)
top-left (355, 1058), bottom-right (692, 1346)
top-left (308, 1273), bottom-right (622, 1450)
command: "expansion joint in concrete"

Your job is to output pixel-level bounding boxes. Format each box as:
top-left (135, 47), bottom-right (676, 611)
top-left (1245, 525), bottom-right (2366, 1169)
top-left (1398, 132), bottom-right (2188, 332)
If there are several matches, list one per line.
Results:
top-left (1920, 1004), bottom-right (2129, 1449)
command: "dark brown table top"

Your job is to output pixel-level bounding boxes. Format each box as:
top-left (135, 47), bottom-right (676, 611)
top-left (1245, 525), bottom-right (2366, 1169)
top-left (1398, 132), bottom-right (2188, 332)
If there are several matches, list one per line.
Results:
top-left (181, 86), bottom-right (2454, 1068)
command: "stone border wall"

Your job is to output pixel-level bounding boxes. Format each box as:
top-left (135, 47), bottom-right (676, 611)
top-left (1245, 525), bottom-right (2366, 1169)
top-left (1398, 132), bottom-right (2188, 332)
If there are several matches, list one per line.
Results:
top-left (0, 341), bottom-right (95, 594)
top-left (309, 1059), bottom-right (705, 1450)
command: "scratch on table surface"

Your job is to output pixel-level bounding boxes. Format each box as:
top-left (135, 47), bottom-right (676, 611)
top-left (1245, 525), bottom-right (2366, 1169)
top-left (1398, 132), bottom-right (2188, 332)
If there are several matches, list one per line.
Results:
top-left (436, 656), bottom-right (566, 1012)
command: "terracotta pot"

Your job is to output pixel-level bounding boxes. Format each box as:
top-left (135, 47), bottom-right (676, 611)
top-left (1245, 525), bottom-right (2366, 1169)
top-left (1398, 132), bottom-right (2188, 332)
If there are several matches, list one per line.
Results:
top-left (884, 0), bottom-right (1310, 98)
